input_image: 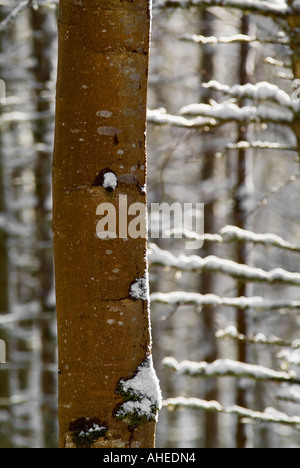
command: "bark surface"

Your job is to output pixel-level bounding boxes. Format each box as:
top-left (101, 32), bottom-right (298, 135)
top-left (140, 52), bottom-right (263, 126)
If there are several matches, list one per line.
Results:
top-left (53, 0), bottom-right (155, 448)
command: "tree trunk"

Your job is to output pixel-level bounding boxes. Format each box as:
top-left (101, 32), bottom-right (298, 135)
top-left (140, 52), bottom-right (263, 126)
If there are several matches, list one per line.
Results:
top-left (0, 6), bottom-right (11, 448)
top-left (53, 0), bottom-right (158, 448)
top-left (199, 9), bottom-right (219, 450)
top-left (235, 14), bottom-right (251, 449)
top-left (31, 8), bottom-right (57, 448)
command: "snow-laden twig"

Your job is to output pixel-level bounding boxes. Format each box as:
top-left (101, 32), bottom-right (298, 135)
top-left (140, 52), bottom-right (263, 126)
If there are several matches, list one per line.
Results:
top-left (148, 243), bottom-right (300, 286)
top-left (226, 141), bottom-right (298, 152)
top-left (0, 302), bottom-right (40, 326)
top-left (147, 108), bottom-right (216, 128)
top-left (163, 397), bottom-right (300, 427)
top-left (0, 215), bottom-right (32, 237)
top-left (0, 0), bottom-right (32, 32)
top-left (181, 33), bottom-right (289, 46)
top-left (0, 395), bottom-right (30, 406)
top-left (153, 0), bottom-right (292, 17)
top-left (216, 325), bottom-right (300, 348)
top-left (161, 225), bottom-right (300, 254)
top-left (163, 357), bottom-right (300, 383)
top-left (220, 225), bottom-right (300, 253)
top-left (277, 348), bottom-right (300, 366)
top-left (277, 387), bottom-right (300, 404)
top-left (151, 291), bottom-right (300, 311)
top-left (148, 101), bottom-right (293, 129)
top-left (179, 101), bottom-right (294, 125)
top-left (0, 110), bottom-right (53, 127)
top-left (201, 81), bottom-right (295, 110)
top-left (248, 174), bottom-right (300, 218)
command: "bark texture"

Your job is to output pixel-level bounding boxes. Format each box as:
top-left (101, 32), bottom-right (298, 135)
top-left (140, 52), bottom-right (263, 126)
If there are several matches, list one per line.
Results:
top-left (53, 0), bottom-right (155, 448)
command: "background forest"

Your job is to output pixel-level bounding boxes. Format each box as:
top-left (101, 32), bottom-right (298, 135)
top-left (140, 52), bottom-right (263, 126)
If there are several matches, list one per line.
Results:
top-left (1, 0), bottom-right (300, 448)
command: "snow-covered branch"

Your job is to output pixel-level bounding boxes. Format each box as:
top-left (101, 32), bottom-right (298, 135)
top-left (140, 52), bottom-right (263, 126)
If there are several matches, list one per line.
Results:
top-left (151, 291), bottom-right (300, 311)
top-left (148, 99), bottom-right (294, 129)
top-left (149, 243), bottom-right (300, 286)
top-left (219, 225), bottom-right (300, 253)
top-left (153, 0), bottom-right (292, 17)
top-left (277, 387), bottom-right (300, 404)
top-left (0, 395), bottom-right (30, 407)
top-left (0, 0), bottom-right (33, 33)
top-left (181, 33), bottom-right (289, 46)
top-left (216, 325), bottom-right (300, 348)
top-left (167, 225), bottom-right (300, 253)
top-left (147, 108), bottom-right (216, 128)
top-left (202, 81), bottom-right (295, 111)
top-left (0, 302), bottom-right (40, 326)
top-left (179, 101), bottom-right (294, 125)
top-left (0, 110), bottom-right (53, 127)
top-left (163, 398), bottom-right (300, 427)
top-left (226, 141), bottom-right (298, 152)
top-left (163, 357), bottom-right (300, 383)
top-left (0, 215), bottom-right (32, 237)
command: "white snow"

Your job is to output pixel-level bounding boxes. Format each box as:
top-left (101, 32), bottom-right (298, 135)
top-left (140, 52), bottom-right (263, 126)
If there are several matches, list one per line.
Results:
top-left (277, 349), bottom-right (300, 366)
top-left (130, 272), bottom-right (149, 301)
top-left (79, 424), bottom-right (106, 437)
top-left (179, 101), bottom-right (293, 124)
top-left (147, 108), bottom-right (216, 128)
top-left (103, 172), bottom-right (117, 191)
top-left (182, 33), bottom-right (256, 45)
top-left (226, 141), bottom-right (298, 151)
top-left (202, 81), bottom-right (295, 110)
top-left (117, 356), bottom-right (162, 421)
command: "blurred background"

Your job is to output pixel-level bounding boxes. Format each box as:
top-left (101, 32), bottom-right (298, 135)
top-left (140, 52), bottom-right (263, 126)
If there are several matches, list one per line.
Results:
top-left (1, 0), bottom-right (300, 448)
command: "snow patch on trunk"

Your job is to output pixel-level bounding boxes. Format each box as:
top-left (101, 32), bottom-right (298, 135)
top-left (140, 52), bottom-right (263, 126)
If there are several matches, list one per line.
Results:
top-left (116, 356), bottom-right (162, 426)
top-left (103, 172), bottom-right (118, 191)
top-left (130, 272), bottom-right (149, 301)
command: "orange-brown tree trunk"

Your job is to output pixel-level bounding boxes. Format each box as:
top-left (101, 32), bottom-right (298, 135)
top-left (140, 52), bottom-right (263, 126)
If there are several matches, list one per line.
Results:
top-left (288, 2), bottom-right (300, 150)
top-left (53, 0), bottom-right (160, 448)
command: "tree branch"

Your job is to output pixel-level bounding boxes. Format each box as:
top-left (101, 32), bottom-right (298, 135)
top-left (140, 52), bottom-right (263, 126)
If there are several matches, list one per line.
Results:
top-left (163, 397), bottom-right (300, 427)
top-left (163, 357), bottom-right (300, 383)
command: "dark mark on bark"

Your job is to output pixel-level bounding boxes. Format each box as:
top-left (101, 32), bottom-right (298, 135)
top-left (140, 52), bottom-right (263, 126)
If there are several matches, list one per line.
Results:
top-left (69, 417), bottom-right (108, 449)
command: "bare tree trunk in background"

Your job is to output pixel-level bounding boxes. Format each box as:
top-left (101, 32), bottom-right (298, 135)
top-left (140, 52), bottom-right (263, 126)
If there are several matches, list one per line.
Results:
top-left (0, 145), bottom-right (11, 448)
top-left (199, 9), bottom-right (218, 449)
top-left (235, 14), bottom-right (251, 449)
top-left (53, 0), bottom-right (157, 448)
top-left (0, 7), bottom-right (11, 448)
top-left (31, 8), bottom-right (57, 448)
